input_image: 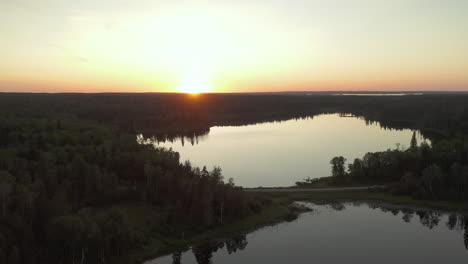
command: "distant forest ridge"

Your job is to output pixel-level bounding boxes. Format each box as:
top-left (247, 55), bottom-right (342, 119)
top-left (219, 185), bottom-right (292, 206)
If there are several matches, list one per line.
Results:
top-left (1, 93), bottom-right (467, 144)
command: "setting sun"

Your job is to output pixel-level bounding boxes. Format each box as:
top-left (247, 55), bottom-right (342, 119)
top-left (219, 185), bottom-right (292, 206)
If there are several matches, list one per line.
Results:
top-left (177, 67), bottom-right (212, 94)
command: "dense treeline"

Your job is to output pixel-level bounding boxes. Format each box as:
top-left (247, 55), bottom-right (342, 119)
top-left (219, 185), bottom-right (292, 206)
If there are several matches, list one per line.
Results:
top-left (327, 132), bottom-right (468, 200)
top-left (0, 117), bottom-right (258, 264)
top-left (2, 92), bottom-right (468, 262)
top-left (1, 93), bottom-right (468, 143)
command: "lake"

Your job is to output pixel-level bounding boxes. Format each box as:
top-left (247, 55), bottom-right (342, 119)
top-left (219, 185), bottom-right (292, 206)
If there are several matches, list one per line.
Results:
top-left (145, 202), bottom-right (468, 264)
top-left (146, 114), bottom-right (426, 188)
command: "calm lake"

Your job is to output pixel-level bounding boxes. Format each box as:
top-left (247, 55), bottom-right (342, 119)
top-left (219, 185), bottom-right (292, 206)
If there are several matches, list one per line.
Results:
top-left (146, 202), bottom-right (468, 264)
top-left (148, 114), bottom-right (426, 187)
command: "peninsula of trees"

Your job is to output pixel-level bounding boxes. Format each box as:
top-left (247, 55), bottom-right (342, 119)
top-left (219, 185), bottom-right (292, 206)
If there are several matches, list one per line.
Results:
top-left (0, 116), bottom-right (261, 263)
top-left (327, 131), bottom-right (468, 201)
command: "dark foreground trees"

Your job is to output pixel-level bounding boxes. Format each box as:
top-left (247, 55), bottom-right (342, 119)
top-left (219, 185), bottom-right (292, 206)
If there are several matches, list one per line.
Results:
top-left (0, 117), bottom-right (259, 264)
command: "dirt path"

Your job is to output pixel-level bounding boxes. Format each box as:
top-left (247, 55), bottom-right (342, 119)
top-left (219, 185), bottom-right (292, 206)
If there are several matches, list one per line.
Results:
top-left (244, 186), bottom-right (375, 192)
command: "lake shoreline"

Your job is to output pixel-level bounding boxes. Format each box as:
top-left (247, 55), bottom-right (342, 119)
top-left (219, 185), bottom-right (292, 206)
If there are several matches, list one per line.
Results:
top-left (154, 113), bottom-right (419, 188)
top-left (255, 189), bottom-right (468, 213)
top-left (134, 189), bottom-right (468, 264)
top-left (125, 200), bottom-right (306, 264)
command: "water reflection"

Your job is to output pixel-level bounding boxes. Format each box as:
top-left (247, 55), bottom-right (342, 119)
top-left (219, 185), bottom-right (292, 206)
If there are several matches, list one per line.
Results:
top-left (147, 202), bottom-right (468, 264)
top-left (137, 114), bottom-right (424, 146)
top-left (137, 129), bottom-right (210, 147)
top-left (192, 241), bottom-right (225, 264)
top-left (139, 114), bottom-right (427, 187)
top-left (162, 235), bottom-right (248, 264)
top-left (172, 252), bottom-right (182, 264)
top-left (362, 202), bottom-right (468, 249)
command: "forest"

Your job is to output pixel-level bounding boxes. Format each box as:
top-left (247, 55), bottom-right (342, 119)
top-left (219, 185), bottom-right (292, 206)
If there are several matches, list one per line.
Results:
top-left (0, 116), bottom-right (261, 263)
top-left (327, 131), bottom-right (468, 201)
top-left (1, 92), bottom-right (467, 142)
top-left (1, 92), bottom-right (468, 263)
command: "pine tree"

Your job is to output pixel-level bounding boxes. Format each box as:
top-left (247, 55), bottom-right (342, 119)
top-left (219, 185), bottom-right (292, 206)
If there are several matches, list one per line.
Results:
top-left (410, 131), bottom-right (417, 150)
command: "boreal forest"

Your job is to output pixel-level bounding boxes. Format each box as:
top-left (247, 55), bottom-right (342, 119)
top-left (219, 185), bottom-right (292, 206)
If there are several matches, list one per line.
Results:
top-left (1, 93), bottom-right (468, 263)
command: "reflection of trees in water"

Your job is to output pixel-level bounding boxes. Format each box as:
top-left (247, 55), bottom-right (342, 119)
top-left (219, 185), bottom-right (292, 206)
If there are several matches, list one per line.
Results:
top-left (446, 214), bottom-right (458, 230)
top-left (367, 204), bottom-right (443, 229)
top-left (225, 235), bottom-right (248, 254)
top-left (186, 234), bottom-right (248, 264)
top-left (390, 209), bottom-right (400, 215)
top-left (465, 230), bottom-right (468, 250)
top-left (329, 202), bottom-right (346, 211)
top-left (329, 202), bottom-right (468, 250)
top-left (136, 110), bottom-right (414, 147)
top-left (375, 206), bottom-right (399, 216)
top-left (461, 216), bottom-right (468, 250)
top-left (192, 241), bottom-right (224, 264)
top-left (176, 204), bottom-right (468, 263)
top-left (416, 211), bottom-right (441, 229)
top-left (401, 209), bottom-right (414, 223)
top-left (172, 251), bottom-right (181, 264)
top-left (137, 129), bottom-right (210, 147)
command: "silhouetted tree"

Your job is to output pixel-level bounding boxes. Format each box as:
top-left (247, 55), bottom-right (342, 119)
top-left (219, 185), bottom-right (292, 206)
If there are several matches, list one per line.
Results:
top-left (330, 156), bottom-right (346, 179)
top-left (410, 131), bottom-right (418, 150)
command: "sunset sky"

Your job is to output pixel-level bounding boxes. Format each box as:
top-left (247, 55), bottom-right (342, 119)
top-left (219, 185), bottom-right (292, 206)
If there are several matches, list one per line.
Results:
top-left (1, 0), bottom-right (467, 93)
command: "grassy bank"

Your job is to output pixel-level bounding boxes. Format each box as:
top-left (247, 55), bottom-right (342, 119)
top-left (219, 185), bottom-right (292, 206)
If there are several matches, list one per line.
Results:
top-left (251, 189), bottom-right (468, 213)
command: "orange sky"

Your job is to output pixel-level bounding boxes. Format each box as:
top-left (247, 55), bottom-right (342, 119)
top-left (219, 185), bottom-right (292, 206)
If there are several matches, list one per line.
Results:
top-left (1, 0), bottom-right (467, 93)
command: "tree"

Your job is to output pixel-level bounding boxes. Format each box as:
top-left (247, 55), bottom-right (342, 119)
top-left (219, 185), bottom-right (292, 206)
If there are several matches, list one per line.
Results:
top-left (16, 184), bottom-right (34, 219)
top-left (97, 208), bottom-right (136, 257)
top-left (348, 158), bottom-right (364, 180)
top-left (410, 131), bottom-right (418, 150)
top-left (330, 156), bottom-right (346, 178)
top-left (400, 171), bottom-right (418, 194)
top-left (210, 166), bottom-right (223, 184)
top-left (0, 171), bottom-right (14, 216)
top-left (450, 163), bottom-right (464, 197)
top-left (422, 164), bottom-right (443, 199)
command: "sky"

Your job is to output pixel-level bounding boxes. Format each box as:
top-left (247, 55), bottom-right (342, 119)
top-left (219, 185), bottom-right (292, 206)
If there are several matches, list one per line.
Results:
top-left (1, 0), bottom-right (467, 93)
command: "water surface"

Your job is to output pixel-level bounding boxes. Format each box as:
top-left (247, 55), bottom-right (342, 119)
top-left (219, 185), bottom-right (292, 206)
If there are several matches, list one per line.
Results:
top-left (151, 114), bottom-right (425, 187)
top-left (146, 202), bottom-right (468, 264)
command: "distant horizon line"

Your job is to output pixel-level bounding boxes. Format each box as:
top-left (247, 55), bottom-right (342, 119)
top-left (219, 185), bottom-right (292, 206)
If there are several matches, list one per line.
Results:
top-left (1, 90), bottom-right (468, 95)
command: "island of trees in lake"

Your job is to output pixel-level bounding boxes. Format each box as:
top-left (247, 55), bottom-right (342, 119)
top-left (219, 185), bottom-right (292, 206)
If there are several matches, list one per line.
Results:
top-left (1, 93), bottom-right (468, 263)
